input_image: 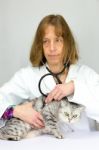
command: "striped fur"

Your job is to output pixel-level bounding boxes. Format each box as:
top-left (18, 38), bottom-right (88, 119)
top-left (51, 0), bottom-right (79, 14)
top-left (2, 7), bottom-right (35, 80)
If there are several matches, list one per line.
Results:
top-left (0, 96), bottom-right (84, 140)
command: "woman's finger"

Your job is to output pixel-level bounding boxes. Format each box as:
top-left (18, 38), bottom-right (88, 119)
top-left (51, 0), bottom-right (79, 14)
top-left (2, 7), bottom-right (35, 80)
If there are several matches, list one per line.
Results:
top-left (53, 91), bottom-right (62, 100)
top-left (45, 88), bottom-right (58, 103)
top-left (32, 119), bottom-right (44, 128)
top-left (36, 118), bottom-right (45, 127)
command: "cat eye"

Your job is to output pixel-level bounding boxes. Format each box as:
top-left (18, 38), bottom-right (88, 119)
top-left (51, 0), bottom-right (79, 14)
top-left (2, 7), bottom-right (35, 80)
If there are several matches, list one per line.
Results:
top-left (64, 112), bottom-right (69, 117)
top-left (73, 114), bottom-right (77, 118)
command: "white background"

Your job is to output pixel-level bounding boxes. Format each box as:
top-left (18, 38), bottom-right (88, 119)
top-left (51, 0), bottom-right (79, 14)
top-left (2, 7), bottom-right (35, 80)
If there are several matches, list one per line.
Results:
top-left (0, 0), bottom-right (99, 86)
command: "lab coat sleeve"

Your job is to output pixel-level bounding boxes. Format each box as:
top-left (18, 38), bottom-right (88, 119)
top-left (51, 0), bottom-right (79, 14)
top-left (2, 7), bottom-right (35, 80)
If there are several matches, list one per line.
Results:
top-left (0, 68), bottom-right (30, 118)
top-left (70, 65), bottom-right (99, 121)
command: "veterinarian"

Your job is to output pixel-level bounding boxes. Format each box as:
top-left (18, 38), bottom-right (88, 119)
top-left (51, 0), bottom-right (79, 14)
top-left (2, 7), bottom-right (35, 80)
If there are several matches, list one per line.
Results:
top-left (0, 14), bottom-right (99, 130)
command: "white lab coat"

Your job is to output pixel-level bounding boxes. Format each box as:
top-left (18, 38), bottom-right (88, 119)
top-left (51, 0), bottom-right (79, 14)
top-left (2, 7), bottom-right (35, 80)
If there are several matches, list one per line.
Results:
top-left (0, 63), bottom-right (99, 131)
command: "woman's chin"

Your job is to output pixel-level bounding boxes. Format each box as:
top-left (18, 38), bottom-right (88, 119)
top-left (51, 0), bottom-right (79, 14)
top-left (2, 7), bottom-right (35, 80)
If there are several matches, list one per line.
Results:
top-left (48, 60), bottom-right (61, 66)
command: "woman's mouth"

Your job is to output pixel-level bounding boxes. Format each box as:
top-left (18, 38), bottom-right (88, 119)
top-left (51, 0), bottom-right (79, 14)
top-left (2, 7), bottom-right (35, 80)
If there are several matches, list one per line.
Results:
top-left (48, 54), bottom-right (59, 58)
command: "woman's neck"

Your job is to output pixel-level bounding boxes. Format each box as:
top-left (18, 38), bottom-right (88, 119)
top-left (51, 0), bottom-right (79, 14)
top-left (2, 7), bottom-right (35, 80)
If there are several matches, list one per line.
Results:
top-left (47, 63), bottom-right (69, 83)
top-left (48, 63), bottom-right (64, 74)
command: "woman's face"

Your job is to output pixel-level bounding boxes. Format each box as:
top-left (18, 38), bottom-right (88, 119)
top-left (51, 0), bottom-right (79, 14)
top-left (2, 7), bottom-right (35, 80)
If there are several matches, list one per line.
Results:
top-left (43, 25), bottom-right (64, 67)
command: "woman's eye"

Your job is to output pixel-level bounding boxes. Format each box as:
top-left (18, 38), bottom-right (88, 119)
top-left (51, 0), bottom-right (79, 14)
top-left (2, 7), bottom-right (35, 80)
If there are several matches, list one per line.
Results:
top-left (55, 38), bottom-right (63, 45)
top-left (43, 40), bottom-right (48, 44)
top-left (56, 38), bottom-right (61, 42)
top-left (56, 38), bottom-right (59, 42)
top-left (43, 40), bottom-right (49, 47)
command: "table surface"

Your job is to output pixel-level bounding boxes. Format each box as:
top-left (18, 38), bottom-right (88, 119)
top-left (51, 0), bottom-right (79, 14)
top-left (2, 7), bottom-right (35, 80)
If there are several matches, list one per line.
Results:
top-left (0, 131), bottom-right (99, 150)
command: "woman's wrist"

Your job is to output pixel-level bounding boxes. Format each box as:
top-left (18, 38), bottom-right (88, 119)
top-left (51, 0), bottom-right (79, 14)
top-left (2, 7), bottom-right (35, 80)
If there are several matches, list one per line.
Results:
top-left (67, 80), bottom-right (74, 96)
top-left (13, 105), bottom-right (20, 118)
top-left (2, 105), bottom-right (15, 120)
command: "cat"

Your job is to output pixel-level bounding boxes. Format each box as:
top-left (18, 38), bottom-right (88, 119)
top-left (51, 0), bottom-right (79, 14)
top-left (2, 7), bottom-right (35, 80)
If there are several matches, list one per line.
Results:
top-left (0, 96), bottom-right (84, 141)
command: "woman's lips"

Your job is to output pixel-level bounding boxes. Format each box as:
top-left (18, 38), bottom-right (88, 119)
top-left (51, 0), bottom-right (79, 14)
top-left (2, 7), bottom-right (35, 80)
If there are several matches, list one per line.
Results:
top-left (48, 55), bottom-right (58, 60)
top-left (48, 54), bottom-right (59, 57)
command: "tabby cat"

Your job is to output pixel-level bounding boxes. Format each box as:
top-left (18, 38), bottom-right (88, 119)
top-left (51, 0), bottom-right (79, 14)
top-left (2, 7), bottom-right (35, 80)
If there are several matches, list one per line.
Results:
top-left (0, 96), bottom-right (84, 140)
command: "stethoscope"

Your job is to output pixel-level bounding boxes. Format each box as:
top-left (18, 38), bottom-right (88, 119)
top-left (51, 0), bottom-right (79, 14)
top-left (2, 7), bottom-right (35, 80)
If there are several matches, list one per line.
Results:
top-left (38, 63), bottom-right (69, 97)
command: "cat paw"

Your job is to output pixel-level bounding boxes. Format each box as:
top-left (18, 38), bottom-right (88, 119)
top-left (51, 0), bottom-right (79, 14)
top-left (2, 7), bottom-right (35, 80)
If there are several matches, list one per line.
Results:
top-left (55, 133), bottom-right (64, 139)
top-left (7, 136), bottom-right (22, 141)
top-left (57, 135), bottom-right (64, 139)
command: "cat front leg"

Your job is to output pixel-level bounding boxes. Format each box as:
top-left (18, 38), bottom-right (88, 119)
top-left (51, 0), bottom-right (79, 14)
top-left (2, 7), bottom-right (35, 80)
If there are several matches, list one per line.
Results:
top-left (41, 126), bottom-right (64, 139)
top-left (51, 128), bottom-right (64, 139)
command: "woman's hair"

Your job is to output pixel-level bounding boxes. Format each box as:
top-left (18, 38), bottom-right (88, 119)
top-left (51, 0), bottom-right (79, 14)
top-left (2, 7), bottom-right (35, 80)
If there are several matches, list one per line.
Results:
top-left (30, 14), bottom-right (79, 67)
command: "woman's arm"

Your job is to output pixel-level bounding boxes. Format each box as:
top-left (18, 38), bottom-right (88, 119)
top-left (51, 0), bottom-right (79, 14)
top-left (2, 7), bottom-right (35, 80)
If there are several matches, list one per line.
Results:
top-left (13, 102), bottom-right (44, 128)
top-left (0, 67), bottom-right (33, 117)
top-left (45, 81), bottom-right (74, 103)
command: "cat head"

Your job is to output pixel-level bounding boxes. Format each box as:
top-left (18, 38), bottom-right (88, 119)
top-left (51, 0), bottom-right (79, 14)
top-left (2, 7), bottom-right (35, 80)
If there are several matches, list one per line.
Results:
top-left (58, 99), bottom-right (85, 123)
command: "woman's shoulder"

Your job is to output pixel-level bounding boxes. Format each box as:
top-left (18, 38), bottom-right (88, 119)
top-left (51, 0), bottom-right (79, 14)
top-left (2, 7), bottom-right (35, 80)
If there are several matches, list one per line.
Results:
top-left (69, 63), bottom-right (99, 78)
top-left (70, 63), bottom-right (95, 72)
top-left (14, 65), bottom-right (46, 77)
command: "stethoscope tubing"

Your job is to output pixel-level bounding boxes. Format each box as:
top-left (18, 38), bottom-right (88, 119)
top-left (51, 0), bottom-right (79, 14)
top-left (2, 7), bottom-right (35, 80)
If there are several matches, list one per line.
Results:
top-left (38, 63), bottom-right (69, 97)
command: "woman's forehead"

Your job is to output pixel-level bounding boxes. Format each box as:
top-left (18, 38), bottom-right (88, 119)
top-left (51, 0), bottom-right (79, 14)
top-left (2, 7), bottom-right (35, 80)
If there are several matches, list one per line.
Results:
top-left (43, 24), bottom-right (63, 37)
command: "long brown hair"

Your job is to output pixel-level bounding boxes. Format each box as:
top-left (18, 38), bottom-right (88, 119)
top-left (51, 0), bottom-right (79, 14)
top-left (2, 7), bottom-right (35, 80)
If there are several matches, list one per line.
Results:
top-left (30, 14), bottom-right (79, 67)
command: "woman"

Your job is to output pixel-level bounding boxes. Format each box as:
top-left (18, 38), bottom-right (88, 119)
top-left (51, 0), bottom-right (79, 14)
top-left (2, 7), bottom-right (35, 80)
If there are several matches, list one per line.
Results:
top-left (0, 14), bottom-right (99, 130)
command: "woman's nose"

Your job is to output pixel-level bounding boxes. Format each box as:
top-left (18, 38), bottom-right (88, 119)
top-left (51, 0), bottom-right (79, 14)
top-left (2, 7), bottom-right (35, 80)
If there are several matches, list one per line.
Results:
top-left (50, 41), bottom-right (56, 51)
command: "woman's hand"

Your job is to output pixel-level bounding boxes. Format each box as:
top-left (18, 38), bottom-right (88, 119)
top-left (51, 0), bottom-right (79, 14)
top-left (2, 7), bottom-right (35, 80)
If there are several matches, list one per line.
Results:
top-left (45, 80), bottom-right (74, 103)
top-left (13, 101), bottom-right (45, 128)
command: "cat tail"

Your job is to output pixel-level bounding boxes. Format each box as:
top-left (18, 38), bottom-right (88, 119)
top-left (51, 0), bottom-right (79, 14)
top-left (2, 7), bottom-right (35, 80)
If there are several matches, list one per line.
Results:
top-left (0, 128), bottom-right (22, 141)
top-left (0, 129), bottom-right (12, 140)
